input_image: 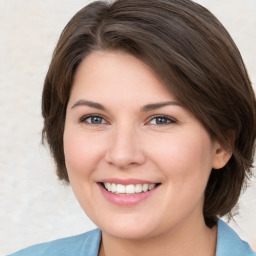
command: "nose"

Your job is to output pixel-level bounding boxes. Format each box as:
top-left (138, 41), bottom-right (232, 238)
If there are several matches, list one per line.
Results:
top-left (105, 125), bottom-right (146, 169)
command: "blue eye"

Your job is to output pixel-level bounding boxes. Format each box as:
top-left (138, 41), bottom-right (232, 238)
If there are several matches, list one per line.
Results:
top-left (81, 115), bottom-right (107, 124)
top-left (149, 116), bottom-right (175, 125)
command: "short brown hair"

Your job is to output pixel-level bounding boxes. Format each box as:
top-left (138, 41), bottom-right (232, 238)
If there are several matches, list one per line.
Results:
top-left (42, 0), bottom-right (256, 226)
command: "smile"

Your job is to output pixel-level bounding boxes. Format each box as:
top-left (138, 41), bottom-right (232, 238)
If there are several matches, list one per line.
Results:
top-left (103, 183), bottom-right (158, 194)
top-left (98, 181), bottom-right (161, 206)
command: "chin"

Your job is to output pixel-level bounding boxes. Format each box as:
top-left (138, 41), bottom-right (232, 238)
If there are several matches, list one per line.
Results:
top-left (97, 217), bottom-right (160, 240)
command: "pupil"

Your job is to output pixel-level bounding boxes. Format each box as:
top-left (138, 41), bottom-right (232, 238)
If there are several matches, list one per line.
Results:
top-left (156, 117), bottom-right (166, 124)
top-left (92, 116), bottom-right (102, 124)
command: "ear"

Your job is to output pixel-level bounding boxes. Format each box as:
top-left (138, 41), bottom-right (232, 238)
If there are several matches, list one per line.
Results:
top-left (212, 140), bottom-right (233, 169)
top-left (212, 132), bottom-right (235, 169)
top-left (212, 142), bottom-right (232, 169)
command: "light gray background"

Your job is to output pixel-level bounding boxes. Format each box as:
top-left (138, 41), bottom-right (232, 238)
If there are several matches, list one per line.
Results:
top-left (0, 0), bottom-right (255, 255)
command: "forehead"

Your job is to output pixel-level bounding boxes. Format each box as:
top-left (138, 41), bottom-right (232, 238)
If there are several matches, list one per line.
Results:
top-left (70, 50), bottom-right (177, 104)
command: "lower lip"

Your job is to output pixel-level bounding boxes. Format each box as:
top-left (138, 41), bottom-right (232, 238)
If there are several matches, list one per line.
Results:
top-left (98, 183), bottom-right (159, 206)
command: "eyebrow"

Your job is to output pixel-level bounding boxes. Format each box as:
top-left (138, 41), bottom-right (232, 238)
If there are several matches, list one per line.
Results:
top-left (71, 100), bottom-right (182, 111)
top-left (141, 101), bottom-right (182, 111)
top-left (71, 100), bottom-right (106, 110)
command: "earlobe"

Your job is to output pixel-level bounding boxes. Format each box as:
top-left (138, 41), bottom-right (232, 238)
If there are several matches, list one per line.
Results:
top-left (212, 142), bottom-right (233, 170)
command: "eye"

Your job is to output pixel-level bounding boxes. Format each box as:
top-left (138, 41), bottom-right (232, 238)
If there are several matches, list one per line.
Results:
top-left (80, 115), bottom-right (107, 125)
top-left (148, 115), bottom-right (176, 125)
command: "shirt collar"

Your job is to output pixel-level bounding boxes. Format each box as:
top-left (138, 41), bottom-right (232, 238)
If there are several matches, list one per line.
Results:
top-left (216, 218), bottom-right (255, 256)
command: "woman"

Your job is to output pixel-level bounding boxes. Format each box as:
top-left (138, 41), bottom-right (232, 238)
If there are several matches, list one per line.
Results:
top-left (9, 0), bottom-right (256, 255)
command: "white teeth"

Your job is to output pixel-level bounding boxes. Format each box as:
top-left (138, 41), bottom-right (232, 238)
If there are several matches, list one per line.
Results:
top-left (105, 183), bottom-right (111, 191)
top-left (111, 183), bottom-right (117, 193)
top-left (142, 184), bottom-right (149, 192)
top-left (135, 184), bottom-right (143, 193)
top-left (116, 184), bottom-right (125, 194)
top-left (149, 184), bottom-right (156, 190)
top-left (103, 183), bottom-right (158, 194)
top-left (126, 184), bottom-right (135, 194)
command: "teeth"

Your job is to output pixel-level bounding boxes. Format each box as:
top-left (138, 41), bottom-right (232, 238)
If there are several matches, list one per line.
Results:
top-left (103, 183), bottom-right (157, 194)
top-left (126, 184), bottom-right (135, 194)
top-left (135, 184), bottom-right (142, 193)
top-left (112, 183), bottom-right (117, 193)
top-left (142, 184), bottom-right (149, 192)
top-left (116, 184), bottom-right (125, 194)
top-left (149, 184), bottom-right (156, 190)
top-left (105, 183), bottom-right (111, 191)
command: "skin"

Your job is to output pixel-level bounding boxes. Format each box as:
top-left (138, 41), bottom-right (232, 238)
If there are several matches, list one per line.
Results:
top-left (64, 51), bottom-right (231, 256)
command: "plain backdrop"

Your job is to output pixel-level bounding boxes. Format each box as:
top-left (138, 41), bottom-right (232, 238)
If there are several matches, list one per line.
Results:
top-left (0, 0), bottom-right (256, 255)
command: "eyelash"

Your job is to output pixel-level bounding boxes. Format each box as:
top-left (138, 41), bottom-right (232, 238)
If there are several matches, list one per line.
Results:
top-left (79, 114), bottom-right (176, 126)
top-left (79, 114), bottom-right (108, 125)
top-left (147, 115), bottom-right (176, 126)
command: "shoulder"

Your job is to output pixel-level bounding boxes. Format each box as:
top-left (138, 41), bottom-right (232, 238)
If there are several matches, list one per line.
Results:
top-left (7, 228), bottom-right (101, 256)
top-left (216, 219), bottom-right (255, 256)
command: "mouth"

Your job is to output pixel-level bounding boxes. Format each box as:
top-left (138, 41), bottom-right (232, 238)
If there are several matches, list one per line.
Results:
top-left (100, 182), bottom-right (161, 195)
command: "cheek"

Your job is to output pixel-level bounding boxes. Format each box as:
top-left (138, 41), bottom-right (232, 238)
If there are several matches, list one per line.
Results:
top-left (63, 129), bottom-right (105, 179)
top-left (148, 130), bottom-right (214, 182)
top-left (150, 131), bottom-right (214, 215)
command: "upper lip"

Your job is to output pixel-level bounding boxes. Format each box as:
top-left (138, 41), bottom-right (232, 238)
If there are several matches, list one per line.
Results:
top-left (99, 178), bottom-right (160, 185)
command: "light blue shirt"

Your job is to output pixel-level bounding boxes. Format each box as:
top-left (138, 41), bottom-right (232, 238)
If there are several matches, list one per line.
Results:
top-left (8, 219), bottom-right (255, 256)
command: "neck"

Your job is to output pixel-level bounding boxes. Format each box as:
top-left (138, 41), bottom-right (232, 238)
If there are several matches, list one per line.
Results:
top-left (98, 216), bottom-right (217, 256)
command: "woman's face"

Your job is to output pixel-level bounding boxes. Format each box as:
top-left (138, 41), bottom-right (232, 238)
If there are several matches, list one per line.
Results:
top-left (64, 51), bottom-right (225, 239)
